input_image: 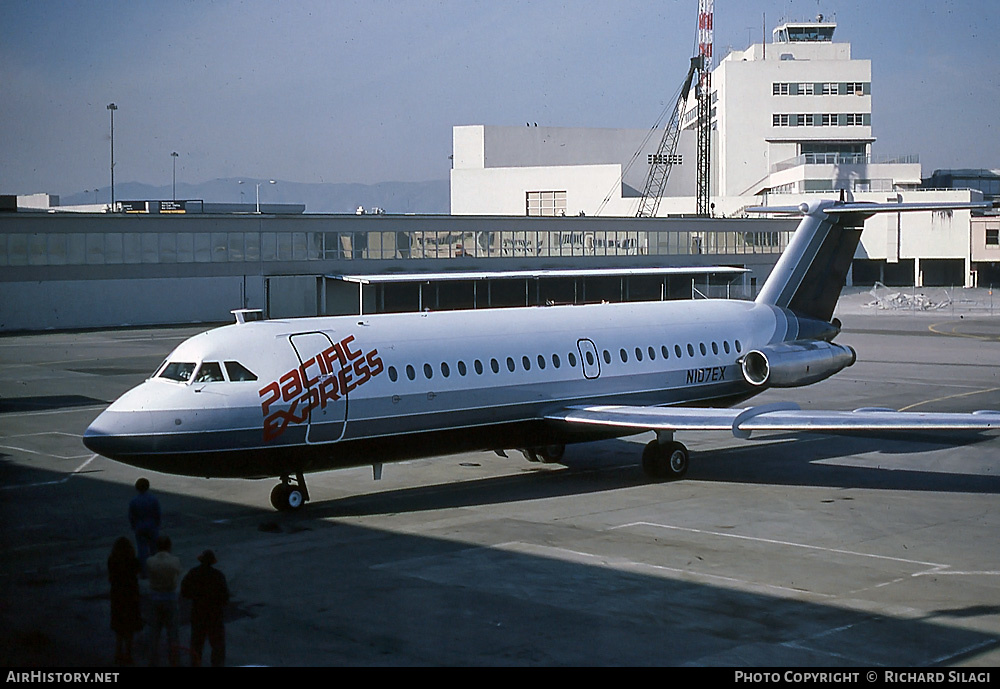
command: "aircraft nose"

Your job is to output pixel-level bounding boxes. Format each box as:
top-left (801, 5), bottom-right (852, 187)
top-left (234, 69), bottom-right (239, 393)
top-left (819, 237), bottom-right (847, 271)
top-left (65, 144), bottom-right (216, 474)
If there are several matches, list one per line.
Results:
top-left (83, 408), bottom-right (152, 460)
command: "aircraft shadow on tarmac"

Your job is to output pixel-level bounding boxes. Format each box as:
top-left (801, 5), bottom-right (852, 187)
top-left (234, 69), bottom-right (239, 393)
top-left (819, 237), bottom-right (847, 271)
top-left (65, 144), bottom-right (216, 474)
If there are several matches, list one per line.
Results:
top-left (687, 430), bottom-right (1000, 492)
top-left (4, 463), bottom-right (1000, 666)
top-left (303, 431), bottom-right (1000, 519)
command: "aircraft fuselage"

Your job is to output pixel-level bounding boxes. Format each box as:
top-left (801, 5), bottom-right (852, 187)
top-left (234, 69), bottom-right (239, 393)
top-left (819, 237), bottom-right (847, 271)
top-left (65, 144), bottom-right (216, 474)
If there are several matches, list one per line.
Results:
top-left (84, 298), bottom-right (826, 479)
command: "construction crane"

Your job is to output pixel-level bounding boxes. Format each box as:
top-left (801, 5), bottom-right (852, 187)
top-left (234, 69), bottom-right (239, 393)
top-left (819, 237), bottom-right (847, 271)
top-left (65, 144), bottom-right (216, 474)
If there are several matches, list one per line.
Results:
top-left (635, 56), bottom-right (699, 218)
top-left (636, 0), bottom-right (714, 218)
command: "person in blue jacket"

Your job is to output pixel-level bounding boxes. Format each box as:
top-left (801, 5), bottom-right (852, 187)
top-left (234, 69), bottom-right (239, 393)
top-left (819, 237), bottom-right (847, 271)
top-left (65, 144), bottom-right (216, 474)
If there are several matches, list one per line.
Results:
top-left (128, 477), bottom-right (160, 574)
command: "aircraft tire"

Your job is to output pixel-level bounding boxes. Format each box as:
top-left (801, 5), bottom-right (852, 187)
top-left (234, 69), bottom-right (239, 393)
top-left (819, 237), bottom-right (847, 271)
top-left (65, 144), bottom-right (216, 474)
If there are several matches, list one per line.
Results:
top-left (270, 483), bottom-right (305, 511)
top-left (537, 444), bottom-right (566, 463)
top-left (642, 440), bottom-right (689, 481)
top-left (286, 487), bottom-right (305, 510)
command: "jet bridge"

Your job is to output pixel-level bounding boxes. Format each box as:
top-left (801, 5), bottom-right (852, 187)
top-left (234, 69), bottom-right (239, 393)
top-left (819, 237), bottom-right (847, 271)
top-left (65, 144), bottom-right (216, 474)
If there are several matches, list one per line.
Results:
top-left (320, 266), bottom-right (751, 316)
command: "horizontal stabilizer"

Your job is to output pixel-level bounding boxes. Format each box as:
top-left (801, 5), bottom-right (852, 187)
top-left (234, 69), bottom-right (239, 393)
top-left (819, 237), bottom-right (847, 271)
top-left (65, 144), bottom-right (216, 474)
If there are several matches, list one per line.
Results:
top-left (748, 200), bottom-right (992, 217)
top-left (752, 198), bottom-right (991, 322)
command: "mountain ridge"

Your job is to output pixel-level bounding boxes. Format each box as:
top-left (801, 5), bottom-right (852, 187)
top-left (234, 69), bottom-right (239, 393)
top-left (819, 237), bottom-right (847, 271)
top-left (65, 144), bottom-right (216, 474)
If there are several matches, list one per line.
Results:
top-left (58, 178), bottom-right (451, 214)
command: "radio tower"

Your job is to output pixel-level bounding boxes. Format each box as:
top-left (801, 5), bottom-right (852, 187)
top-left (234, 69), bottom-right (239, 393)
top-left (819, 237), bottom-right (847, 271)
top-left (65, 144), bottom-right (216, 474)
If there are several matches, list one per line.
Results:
top-left (696, 0), bottom-right (714, 216)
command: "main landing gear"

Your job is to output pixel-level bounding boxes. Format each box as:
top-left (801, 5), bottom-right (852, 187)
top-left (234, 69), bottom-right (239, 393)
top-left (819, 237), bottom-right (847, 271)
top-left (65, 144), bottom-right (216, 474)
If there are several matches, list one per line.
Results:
top-left (641, 434), bottom-right (689, 481)
top-left (521, 444), bottom-right (566, 463)
top-left (270, 472), bottom-right (310, 511)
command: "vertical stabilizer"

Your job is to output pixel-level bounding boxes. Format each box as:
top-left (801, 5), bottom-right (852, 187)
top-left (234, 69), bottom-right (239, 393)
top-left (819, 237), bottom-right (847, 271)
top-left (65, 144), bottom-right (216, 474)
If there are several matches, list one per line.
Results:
top-left (755, 201), bottom-right (863, 322)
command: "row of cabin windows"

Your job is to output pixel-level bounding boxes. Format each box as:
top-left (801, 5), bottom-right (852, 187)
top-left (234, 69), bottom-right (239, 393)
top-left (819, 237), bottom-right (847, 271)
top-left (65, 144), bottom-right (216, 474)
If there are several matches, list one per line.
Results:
top-left (385, 339), bottom-right (743, 383)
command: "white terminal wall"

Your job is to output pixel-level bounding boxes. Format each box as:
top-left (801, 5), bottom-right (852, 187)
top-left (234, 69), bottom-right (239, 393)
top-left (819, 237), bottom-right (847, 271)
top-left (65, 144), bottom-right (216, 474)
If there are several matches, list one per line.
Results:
top-left (710, 42), bottom-right (871, 198)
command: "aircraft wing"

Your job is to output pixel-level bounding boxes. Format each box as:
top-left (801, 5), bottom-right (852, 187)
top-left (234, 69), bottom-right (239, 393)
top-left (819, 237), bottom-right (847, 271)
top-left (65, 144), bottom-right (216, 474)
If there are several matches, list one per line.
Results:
top-left (546, 402), bottom-right (1000, 439)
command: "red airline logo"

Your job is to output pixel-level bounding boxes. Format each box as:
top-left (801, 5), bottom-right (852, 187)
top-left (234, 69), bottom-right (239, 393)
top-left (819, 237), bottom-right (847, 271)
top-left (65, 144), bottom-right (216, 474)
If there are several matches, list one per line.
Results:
top-left (258, 334), bottom-right (383, 442)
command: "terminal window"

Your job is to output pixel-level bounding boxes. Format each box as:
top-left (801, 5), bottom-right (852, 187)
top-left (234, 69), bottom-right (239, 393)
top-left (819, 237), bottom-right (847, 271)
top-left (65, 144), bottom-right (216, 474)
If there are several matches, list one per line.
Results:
top-left (648, 154), bottom-right (683, 165)
top-left (526, 191), bottom-right (567, 217)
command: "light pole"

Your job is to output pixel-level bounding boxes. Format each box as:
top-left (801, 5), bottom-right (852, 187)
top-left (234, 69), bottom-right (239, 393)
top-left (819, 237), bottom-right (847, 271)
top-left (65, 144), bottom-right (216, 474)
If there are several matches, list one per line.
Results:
top-left (171, 152), bottom-right (179, 200)
top-left (239, 179), bottom-right (276, 213)
top-left (106, 103), bottom-right (117, 209)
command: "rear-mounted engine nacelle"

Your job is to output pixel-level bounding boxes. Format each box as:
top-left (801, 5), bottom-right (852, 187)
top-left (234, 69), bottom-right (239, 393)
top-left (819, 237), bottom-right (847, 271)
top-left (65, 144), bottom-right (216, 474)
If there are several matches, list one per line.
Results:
top-left (741, 340), bottom-right (856, 388)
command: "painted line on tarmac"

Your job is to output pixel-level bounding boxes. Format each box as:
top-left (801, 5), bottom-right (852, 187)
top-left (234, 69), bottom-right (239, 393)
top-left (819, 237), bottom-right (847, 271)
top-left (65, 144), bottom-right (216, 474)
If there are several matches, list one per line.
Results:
top-left (491, 541), bottom-right (837, 600)
top-left (0, 454), bottom-right (98, 490)
top-left (0, 431), bottom-right (93, 459)
top-left (615, 522), bottom-right (948, 571)
top-left (0, 405), bottom-right (106, 418)
top-left (898, 386), bottom-right (1000, 412)
top-left (928, 320), bottom-right (1000, 342)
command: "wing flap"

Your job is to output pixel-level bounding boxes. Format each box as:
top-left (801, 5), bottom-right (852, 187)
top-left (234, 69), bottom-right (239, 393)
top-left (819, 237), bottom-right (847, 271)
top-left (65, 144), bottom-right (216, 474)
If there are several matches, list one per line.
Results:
top-left (546, 403), bottom-right (1000, 439)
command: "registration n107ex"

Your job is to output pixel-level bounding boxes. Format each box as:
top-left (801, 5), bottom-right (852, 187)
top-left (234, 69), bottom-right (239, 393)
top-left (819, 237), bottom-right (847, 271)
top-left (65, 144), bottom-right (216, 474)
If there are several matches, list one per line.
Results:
top-left (84, 199), bottom-right (999, 510)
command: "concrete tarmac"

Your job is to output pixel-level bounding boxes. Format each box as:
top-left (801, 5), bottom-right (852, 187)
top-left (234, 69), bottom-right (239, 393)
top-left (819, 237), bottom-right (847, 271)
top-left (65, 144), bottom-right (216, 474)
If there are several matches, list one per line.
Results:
top-left (2, 294), bottom-right (1000, 667)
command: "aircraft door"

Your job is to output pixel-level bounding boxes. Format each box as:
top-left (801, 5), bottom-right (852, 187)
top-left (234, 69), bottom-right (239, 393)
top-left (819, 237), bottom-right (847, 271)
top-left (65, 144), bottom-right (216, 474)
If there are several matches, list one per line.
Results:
top-left (289, 332), bottom-right (347, 444)
top-left (577, 338), bottom-right (601, 379)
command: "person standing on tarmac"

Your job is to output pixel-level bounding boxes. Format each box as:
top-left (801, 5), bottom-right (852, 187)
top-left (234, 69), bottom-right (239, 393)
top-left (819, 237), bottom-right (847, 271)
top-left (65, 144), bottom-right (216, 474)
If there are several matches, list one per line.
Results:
top-left (107, 537), bottom-right (142, 665)
top-left (146, 535), bottom-right (182, 666)
top-left (181, 549), bottom-right (230, 667)
top-left (128, 478), bottom-right (160, 575)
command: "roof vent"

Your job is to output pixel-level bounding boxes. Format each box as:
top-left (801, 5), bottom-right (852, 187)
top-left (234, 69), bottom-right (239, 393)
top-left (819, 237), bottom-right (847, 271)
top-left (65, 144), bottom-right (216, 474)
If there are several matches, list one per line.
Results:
top-left (231, 308), bottom-right (264, 324)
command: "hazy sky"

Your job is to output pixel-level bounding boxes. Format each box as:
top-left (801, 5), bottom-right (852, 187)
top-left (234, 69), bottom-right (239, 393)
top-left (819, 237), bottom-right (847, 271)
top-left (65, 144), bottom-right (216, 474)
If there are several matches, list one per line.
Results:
top-left (2, 0), bottom-right (997, 197)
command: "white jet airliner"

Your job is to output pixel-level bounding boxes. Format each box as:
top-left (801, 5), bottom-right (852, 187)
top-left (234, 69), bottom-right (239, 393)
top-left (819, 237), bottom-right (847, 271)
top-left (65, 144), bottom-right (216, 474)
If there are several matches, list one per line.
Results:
top-left (84, 199), bottom-right (999, 510)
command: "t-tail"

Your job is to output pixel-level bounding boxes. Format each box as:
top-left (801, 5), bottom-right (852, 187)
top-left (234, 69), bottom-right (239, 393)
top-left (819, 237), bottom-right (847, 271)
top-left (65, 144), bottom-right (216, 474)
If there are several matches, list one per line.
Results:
top-left (752, 198), bottom-right (992, 323)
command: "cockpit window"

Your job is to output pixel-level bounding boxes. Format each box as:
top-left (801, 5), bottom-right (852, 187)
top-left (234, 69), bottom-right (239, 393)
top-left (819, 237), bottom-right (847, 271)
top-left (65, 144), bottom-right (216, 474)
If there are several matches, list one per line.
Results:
top-left (224, 361), bottom-right (258, 381)
top-left (193, 362), bottom-right (225, 383)
top-left (160, 362), bottom-right (196, 382)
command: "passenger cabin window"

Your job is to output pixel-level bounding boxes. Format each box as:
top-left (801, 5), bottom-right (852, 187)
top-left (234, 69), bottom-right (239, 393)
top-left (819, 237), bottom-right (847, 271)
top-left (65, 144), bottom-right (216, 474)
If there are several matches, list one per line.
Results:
top-left (160, 362), bottom-right (196, 382)
top-left (194, 362), bottom-right (225, 383)
top-left (224, 361), bottom-right (258, 381)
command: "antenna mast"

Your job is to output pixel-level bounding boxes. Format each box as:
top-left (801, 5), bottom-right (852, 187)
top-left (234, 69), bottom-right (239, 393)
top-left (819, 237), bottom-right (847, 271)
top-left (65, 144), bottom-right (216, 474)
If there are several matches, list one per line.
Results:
top-left (696, 0), bottom-right (714, 217)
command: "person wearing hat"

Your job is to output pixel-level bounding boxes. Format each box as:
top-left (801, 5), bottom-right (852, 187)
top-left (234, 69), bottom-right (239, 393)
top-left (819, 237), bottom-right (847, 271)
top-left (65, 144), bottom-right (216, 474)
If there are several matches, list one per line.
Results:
top-left (180, 549), bottom-right (231, 667)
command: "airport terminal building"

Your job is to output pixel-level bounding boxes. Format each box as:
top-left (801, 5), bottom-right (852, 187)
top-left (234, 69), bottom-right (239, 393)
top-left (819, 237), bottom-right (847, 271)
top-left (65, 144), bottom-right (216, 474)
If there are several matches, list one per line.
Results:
top-left (0, 208), bottom-right (795, 331)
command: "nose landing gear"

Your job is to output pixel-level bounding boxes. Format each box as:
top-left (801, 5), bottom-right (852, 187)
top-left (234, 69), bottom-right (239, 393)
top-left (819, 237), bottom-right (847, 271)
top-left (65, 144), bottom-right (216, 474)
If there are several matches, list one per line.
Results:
top-left (270, 472), bottom-right (310, 511)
